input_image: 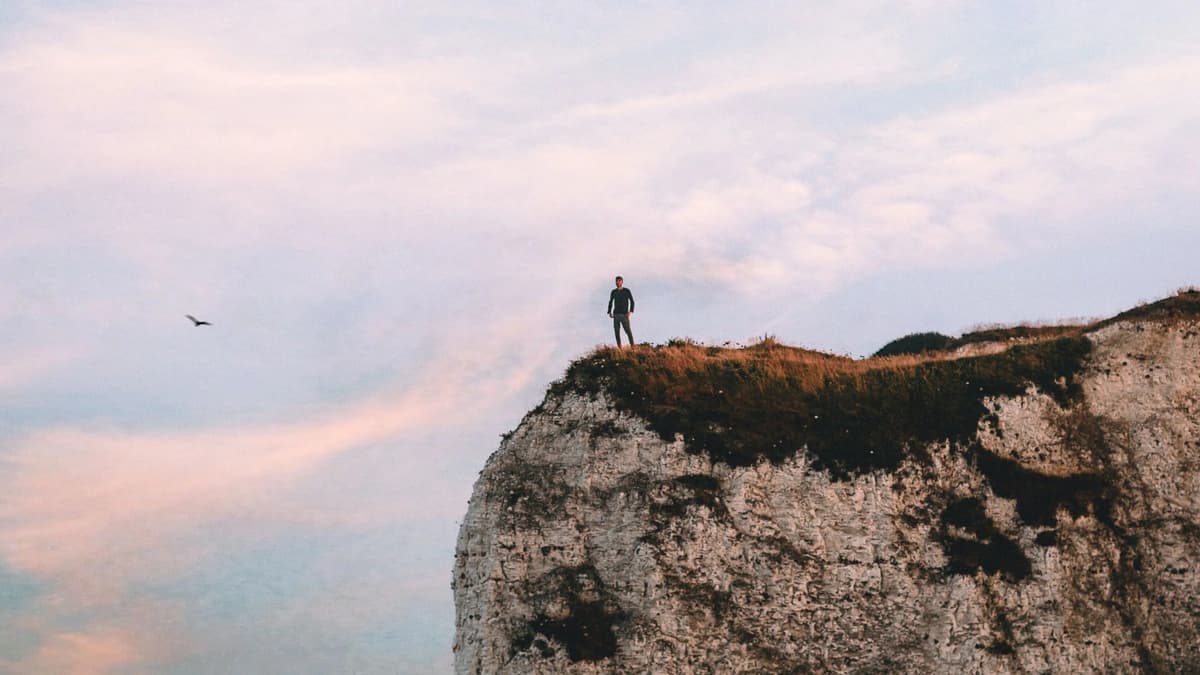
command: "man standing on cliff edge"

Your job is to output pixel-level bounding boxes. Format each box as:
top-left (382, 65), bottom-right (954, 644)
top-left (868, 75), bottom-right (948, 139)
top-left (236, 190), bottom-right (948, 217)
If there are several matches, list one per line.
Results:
top-left (607, 276), bottom-right (635, 347)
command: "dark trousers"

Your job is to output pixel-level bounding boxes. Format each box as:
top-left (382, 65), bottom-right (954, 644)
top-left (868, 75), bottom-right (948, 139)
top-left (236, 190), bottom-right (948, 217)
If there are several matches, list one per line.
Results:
top-left (612, 313), bottom-right (633, 346)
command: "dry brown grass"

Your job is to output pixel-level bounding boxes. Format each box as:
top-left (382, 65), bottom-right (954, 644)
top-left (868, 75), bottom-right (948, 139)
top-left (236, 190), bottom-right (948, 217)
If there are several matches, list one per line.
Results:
top-left (1092, 287), bottom-right (1200, 329)
top-left (547, 289), bottom-right (1197, 475)
top-left (555, 334), bottom-right (1092, 475)
top-left (591, 333), bottom-right (1070, 399)
top-left (950, 323), bottom-right (1087, 348)
top-left (592, 338), bottom-right (955, 398)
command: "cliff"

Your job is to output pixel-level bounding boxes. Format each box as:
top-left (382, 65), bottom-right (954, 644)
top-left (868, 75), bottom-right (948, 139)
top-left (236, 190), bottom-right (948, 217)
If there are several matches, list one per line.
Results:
top-left (453, 291), bottom-right (1200, 674)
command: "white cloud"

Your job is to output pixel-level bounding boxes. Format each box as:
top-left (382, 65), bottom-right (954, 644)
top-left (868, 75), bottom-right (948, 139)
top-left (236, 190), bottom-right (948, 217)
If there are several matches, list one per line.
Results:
top-left (0, 340), bottom-right (540, 584)
top-left (0, 27), bottom-right (488, 194)
top-left (0, 345), bottom-right (87, 392)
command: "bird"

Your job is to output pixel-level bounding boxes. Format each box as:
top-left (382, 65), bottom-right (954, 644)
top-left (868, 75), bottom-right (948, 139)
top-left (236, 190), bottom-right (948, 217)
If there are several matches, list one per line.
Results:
top-left (186, 314), bottom-right (212, 327)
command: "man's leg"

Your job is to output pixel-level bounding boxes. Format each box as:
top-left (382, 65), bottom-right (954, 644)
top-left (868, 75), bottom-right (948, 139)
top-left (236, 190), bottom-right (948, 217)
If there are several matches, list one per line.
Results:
top-left (613, 314), bottom-right (623, 346)
top-left (620, 314), bottom-right (634, 346)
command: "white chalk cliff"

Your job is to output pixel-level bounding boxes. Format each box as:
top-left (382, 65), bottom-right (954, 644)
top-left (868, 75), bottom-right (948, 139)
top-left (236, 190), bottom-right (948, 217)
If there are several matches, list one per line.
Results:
top-left (454, 295), bottom-right (1200, 673)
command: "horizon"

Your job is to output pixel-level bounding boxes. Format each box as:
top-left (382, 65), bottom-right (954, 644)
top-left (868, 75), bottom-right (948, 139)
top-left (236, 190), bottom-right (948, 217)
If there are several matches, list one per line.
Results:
top-left (3, 2), bottom-right (1200, 672)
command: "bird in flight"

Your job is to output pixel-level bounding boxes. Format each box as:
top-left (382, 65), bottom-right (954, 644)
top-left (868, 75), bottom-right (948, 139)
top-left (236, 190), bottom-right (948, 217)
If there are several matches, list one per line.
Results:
top-left (186, 314), bottom-right (212, 327)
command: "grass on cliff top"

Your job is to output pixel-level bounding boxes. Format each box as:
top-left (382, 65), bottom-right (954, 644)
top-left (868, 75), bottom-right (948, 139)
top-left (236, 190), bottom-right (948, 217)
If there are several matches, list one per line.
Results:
top-left (553, 335), bottom-right (1092, 477)
top-left (548, 289), bottom-right (1197, 477)
top-left (1092, 286), bottom-right (1200, 328)
top-left (874, 287), bottom-right (1200, 357)
top-left (874, 325), bottom-right (1085, 357)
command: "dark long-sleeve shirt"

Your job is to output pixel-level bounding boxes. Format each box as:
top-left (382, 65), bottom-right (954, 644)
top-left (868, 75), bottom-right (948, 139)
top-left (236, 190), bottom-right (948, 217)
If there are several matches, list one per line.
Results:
top-left (608, 287), bottom-right (634, 314)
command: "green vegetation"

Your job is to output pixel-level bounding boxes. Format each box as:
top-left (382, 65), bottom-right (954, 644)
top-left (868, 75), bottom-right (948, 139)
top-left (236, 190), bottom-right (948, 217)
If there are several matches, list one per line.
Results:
top-left (873, 319), bottom-right (1087, 358)
top-left (873, 332), bottom-right (953, 357)
top-left (875, 288), bottom-right (1200, 356)
top-left (1093, 287), bottom-right (1200, 328)
top-left (950, 324), bottom-right (1084, 348)
top-left (553, 336), bottom-right (1091, 478)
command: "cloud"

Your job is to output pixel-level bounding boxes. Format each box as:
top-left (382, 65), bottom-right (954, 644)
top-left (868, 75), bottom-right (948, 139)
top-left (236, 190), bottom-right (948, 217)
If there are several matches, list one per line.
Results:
top-left (339, 56), bottom-right (1200, 298)
top-left (5, 628), bottom-right (141, 675)
top-left (841, 59), bottom-right (1200, 218)
top-left (0, 594), bottom-right (189, 674)
top-left (0, 1), bottom-right (989, 325)
top-left (0, 325), bottom-right (549, 670)
top-left (0, 26), bottom-right (487, 196)
top-left (0, 314), bottom-right (548, 584)
top-left (0, 345), bottom-right (87, 392)
top-left (702, 57), bottom-right (1200, 295)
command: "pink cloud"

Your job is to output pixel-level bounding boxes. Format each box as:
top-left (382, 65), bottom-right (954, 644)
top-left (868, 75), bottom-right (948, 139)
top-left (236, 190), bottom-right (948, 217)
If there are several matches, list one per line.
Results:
top-left (0, 303), bottom-right (555, 670)
top-left (3, 627), bottom-right (142, 675)
top-left (0, 325), bottom-right (547, 590)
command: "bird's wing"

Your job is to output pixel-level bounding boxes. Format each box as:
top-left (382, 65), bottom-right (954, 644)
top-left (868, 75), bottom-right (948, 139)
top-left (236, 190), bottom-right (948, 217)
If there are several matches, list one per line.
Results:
top-left (186, 314), bottom-right (198, 323)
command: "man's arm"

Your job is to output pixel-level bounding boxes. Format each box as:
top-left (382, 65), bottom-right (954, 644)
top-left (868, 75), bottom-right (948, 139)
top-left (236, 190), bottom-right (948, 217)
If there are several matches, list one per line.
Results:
top-left (607, 289), bottom-right (615, 315)
top-left (627, 289), bottom-right (634, 314)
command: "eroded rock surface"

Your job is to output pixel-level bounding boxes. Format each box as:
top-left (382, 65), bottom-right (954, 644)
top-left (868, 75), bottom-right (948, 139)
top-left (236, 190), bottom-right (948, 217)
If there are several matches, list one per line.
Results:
top-left (454, 318), bottom-right (1200, 674)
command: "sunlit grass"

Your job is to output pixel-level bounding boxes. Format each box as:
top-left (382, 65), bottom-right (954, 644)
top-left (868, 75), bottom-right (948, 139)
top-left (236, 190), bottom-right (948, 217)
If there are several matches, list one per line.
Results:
top-left (550, 289), bottom-right (1200, 477)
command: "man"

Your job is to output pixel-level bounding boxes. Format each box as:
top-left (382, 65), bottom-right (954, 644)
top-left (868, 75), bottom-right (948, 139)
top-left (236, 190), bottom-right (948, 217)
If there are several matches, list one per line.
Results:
top-left (607, 276), bottom-right (635, 347)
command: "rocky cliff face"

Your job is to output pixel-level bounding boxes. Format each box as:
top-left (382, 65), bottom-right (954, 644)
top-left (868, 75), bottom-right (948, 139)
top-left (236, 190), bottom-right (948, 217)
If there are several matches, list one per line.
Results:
top-left (454, 298), bottom-right (1200, 674)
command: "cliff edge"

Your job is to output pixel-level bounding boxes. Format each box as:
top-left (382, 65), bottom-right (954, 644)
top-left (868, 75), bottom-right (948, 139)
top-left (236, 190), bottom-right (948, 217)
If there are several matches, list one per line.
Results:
top-left (454, 291), bottom-right (1200, 673)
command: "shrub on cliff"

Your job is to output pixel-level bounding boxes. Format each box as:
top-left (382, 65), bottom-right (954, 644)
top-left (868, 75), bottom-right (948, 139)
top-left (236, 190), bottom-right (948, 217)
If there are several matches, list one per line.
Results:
top-left (873, 332), bottom-right (953, 357)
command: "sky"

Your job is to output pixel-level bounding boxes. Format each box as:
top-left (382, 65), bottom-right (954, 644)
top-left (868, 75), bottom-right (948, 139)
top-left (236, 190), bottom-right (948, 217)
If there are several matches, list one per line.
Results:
top-left (1, 1), bottom-right (1198, 672)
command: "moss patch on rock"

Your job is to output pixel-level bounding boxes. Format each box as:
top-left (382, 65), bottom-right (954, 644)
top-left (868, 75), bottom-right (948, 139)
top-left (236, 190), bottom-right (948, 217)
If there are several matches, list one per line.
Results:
top-left (514, 564), bottom-right (625, 662)
top-left (486, 463), bottom-right (573, 529)
top-left (938, 497), bottom-right (1032, 581)
top-left (973, 446), bottom-right (1112, 527)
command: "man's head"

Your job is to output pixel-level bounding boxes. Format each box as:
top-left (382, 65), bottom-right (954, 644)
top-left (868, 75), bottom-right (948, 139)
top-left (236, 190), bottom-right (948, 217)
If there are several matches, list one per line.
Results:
top-left (615, 276), bottom-right (624, 288)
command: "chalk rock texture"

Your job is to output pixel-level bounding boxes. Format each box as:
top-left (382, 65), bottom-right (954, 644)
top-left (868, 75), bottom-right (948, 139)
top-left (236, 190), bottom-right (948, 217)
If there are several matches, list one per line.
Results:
top-left (454, 319), bottom-right (1200, 674)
